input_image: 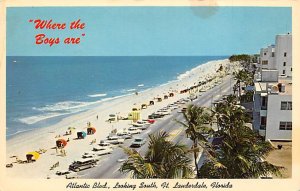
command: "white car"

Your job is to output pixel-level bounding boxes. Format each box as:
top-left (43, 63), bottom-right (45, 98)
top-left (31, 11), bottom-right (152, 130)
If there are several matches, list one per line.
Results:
top-left (107, 134), bottom-right (119, 140)
top-left (130, 138), bottom-right (146, 148)
top-left (128, 127), bottom-right (142, 134)
top-left (83, 148), bottom-right (113, 158)
top-left (105, 138), bottom-right (125, 145)
top-left (117, 131), bottom-right (132, 139)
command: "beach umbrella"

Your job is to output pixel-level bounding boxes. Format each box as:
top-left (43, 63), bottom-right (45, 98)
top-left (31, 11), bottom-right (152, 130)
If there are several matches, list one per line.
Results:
top-left (26, 151), bottom-right (40, 160)
top-left (56, 139), bottom-right (67, 147)
top-left (77, 131), bottom-right (87, 139)
top-left (87, 127), bottom-right (96, 134)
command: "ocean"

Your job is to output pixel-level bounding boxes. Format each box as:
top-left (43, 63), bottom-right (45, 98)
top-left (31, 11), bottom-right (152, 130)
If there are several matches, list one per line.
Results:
top-left (6, 56), bottom-right (227, 138)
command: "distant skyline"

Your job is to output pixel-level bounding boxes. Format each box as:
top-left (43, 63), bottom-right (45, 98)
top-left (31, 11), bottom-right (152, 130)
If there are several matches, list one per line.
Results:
top-left (7, 7), bottom-right (291, 56)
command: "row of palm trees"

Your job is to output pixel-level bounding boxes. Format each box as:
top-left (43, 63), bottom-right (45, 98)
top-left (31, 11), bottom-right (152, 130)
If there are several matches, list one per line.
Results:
top-left (119, 93), bottom-right (283, 179)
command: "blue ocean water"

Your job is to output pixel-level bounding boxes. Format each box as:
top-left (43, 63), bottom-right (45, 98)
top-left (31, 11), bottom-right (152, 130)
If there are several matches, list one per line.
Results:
top-left (6, 56), bottom-right (227, 138)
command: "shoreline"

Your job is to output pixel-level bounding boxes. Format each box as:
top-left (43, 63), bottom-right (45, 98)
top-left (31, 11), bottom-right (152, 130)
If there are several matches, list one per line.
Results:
top-left (6, 58), bottom-right (235, 178)
top-left (6, 58), bottom-right (225, 139)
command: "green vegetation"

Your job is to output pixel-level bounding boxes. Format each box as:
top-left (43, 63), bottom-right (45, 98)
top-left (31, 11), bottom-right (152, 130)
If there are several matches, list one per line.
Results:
top-left (199, 95), bottom-right (283, 178)
top-left (176, 105), bottom-right (213, 178)
top-left (229, 54), bottom-right (251, 63)
top-left (119, 131), bottom-right (193, 178)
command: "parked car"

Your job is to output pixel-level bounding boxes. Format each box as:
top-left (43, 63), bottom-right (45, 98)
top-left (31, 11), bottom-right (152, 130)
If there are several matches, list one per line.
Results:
top-left (117, 131), bottom-right (132, 139)
top-left (56, 170), bottom-right (71, 176)
top-left (83, 148), bottom-right (113, 158)
top-left (146, 119), bottom-right (155, 124)
top-left (128, 127), bottom-right (142, 134)
top-left (130, 138), bottom-right (146, 148)
top-left (69, 158), bottom-right (98, 172)
top-left (105, 138), bottom-right (125, 145)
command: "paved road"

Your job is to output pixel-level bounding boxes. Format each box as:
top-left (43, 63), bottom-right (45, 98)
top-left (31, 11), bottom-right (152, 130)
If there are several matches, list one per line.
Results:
top-left (80, 75), bottom-right (233, 179)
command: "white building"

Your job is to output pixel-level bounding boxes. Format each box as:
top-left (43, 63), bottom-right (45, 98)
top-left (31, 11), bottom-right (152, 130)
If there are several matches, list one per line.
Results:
top-left (275, 34), bottom-right (292, 77)
top-left (253, 78), bottom-right (292, 140)
top-left (253, 33), bottom-right (292, 141)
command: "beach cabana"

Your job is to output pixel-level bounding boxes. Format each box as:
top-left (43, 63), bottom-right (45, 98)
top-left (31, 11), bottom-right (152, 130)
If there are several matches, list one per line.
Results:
top-left (132, 108), bottom-right (138, 111)
top-left (164, 95), bottom-right (168, 99)
top-left (77, 131), bottom-right (87, 139)
top-left (87, 127), bottom-right (96, 135)
top-left (56, 139), bottom-right (67, 148)
top-left (157, 97), bottom-right (162, 102)
top-left (141, 104), bottom-right (147, 109)
top-left (169, 93), bottom-right (174, 97)
top-left (149, 101), bottom-right (154, 105)
top-left (128, 111), bottom-right (140, 121)
top-left (26, 151), bottom-right (40, 162)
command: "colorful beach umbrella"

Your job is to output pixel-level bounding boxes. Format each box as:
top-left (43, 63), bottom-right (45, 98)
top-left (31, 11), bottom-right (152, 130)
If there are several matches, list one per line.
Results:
top-left (26, 151), bottom-right (40, 160)
top-left (56, 139), bottom-right (68, 147)
top-left (87, 127), bottom-right (96, 134)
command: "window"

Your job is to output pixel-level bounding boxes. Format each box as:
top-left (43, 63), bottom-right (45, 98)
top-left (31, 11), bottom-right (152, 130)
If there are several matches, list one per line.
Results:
top-left (291, 68), bottom-right (292, 71)
top-left (262, 60), bottom-right (268, 65)
top-left (272, 52), bottom-right (275, 57)
top-left (279, 121), bottom-right (292, 130)
top-left (284, 52), bottom-right (287, 57)
top-left (283, 62), bottom-right (286, 66)
top-left (281, 101), bottom-right (292, 110)
top-left (282, 70), bottom-right (285, 75)
top-left (264, 52), bottom-right (267, 56)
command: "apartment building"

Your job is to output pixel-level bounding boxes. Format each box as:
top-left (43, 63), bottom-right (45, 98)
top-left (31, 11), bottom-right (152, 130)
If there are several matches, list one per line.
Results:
top-left (253, 33), bottom-right (292, 141)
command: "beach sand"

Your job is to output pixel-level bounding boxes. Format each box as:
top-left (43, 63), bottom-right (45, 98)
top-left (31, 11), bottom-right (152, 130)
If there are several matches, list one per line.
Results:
top-left (6, 59), bottom-right (238, 178)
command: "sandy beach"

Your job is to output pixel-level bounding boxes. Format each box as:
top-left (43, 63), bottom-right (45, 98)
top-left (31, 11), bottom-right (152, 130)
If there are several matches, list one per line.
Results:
top-left (6, 59), bottom-right (238, 179)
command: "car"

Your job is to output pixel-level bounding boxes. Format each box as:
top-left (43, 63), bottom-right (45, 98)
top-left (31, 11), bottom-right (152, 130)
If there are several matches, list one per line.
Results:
top-left (56, 170), bottom-right (71, 176)
top-left (136, 120), bottom-right (151, 125)
top-left (105, 138), bottom-right (125, 145)
top-left (128, 127), bottom-right (142, 134)
top-left (83, 148), bottom-right (113, 158)
top-left (130, 138), bottom-right (146, 148)
top-left (117, 131), bottom-right (132, 139)
top-left (93, 143), bottom-right (112, 151)
top-left (148, 113), bottom-right (163, 119)
top-left (131, 122), bottom-right (143, 127)
top-left (65, 172), bottom-right (80, 179)
top-left (146, 119), bottom-right (155, 124)
top-left (107, 133), bottom-right (119, 140)
top-left (137, 124), bottom-right (150, 130)
top-left (69, 158), bottom-right (98, 172)
top-left (99, 140), bottom-right (111, 147)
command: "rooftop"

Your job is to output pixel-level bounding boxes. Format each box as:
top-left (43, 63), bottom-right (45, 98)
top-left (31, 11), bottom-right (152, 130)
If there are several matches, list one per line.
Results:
top-left (254, 77), bottom-right (292, 95)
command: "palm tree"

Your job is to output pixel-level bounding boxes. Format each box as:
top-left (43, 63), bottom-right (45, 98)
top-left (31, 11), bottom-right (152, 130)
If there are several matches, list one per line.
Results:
top-left (177, 105), bottom-right (214, 178)
top-left (119, 131), bottom-right (193, 178)
top-left (202, 97), bottom-right (283, 178)
top-left (199, 123), bottom-right (283, 178)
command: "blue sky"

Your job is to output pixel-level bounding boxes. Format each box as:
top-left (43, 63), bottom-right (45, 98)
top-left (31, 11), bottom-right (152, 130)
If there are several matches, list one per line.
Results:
top-left (7, 7), bottom-right (291, 56)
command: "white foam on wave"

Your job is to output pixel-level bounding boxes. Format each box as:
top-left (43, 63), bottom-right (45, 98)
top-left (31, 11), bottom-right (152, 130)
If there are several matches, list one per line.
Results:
top-left (137, 84), bottom-right (144, 87)
top-left (127, 88), bottom-right (136, 92)
top-left (18, 112), bottom-right (63, 125)
top-left (7, 128), bottom-right (35, 137)
top-left (33, 101), bottom-right (93, 112)
top-left (88, 93), bottom-right (107, 98)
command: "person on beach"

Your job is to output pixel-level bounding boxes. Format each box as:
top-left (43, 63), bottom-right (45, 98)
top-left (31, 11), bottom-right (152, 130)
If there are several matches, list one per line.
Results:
top-left (96, 115), bottom-right (98, 120)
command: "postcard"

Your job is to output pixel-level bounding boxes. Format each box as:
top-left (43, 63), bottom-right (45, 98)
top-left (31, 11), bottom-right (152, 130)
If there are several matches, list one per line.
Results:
top-left (0, 0), bottom-right (299, 191)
